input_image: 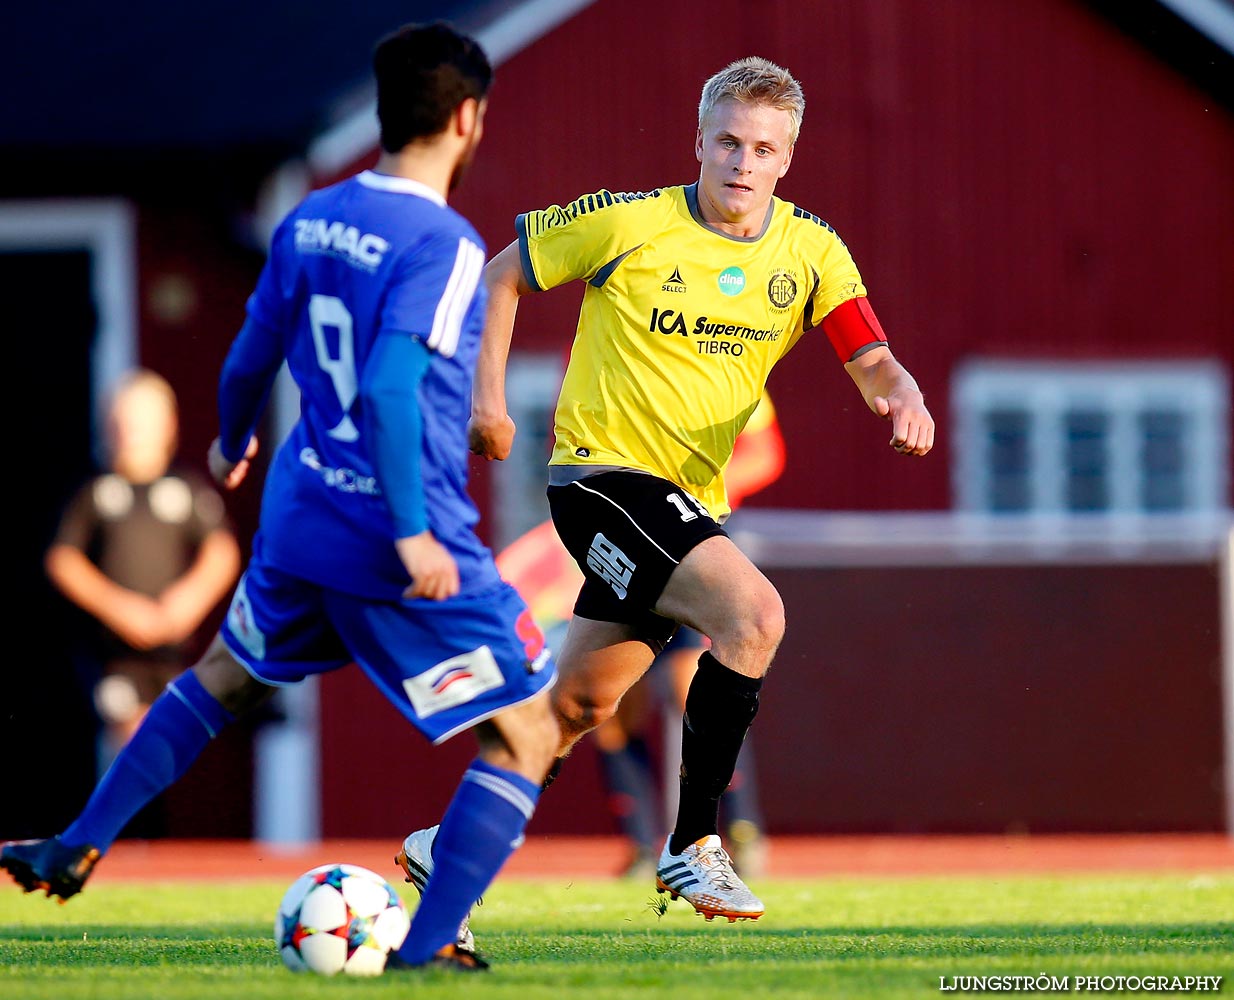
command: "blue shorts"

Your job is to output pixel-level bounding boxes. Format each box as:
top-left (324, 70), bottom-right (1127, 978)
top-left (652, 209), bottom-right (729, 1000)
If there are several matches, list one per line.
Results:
top-left (662, 626), bottom-right (706, 655)
top-left (220, 558), bottom-right (556, 744)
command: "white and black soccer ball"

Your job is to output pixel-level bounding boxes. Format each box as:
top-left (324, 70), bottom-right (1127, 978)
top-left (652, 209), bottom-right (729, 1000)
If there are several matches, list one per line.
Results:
top-left (274, 863), bottom-right (411, 976)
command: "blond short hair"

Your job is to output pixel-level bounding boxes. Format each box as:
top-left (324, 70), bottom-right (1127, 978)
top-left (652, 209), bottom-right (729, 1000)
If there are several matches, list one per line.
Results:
top-left (698, 56), bottom-right (805, 144)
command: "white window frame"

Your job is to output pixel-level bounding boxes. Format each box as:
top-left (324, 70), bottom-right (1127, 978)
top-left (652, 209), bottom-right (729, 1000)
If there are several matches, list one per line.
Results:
top-left (493, 353), bottom-right (564, 551)
top-left (0, 199), bottom-right (138, 449)
top-left (953, 360), bottom-right (1229, 516)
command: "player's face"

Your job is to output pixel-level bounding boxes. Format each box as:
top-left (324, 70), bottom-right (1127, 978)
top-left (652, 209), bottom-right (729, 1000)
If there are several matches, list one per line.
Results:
top-left (695, 99), bottom-right (795, 233)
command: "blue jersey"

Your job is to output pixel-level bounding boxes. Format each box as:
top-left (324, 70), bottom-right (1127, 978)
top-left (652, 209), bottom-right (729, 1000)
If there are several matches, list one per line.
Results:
top-left (228, 170), bottom-right (499, 601)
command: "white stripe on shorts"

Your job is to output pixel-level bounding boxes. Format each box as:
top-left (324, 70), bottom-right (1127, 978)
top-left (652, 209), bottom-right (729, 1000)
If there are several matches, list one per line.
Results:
top-left (569, 479), bottom-right (680, 565)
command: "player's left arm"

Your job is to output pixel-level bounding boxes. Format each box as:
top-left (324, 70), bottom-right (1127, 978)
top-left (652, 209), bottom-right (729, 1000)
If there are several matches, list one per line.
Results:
top-left (361, 332), bottom-right (459, 601)
top-left (811, 250), bottom-right (934, 457)
top-left (844, 344), bottom-right (934, 456)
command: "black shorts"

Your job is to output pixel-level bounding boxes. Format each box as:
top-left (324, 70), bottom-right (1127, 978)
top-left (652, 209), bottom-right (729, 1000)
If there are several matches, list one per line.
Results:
top-left (547, 470), bottom-right (727, 647)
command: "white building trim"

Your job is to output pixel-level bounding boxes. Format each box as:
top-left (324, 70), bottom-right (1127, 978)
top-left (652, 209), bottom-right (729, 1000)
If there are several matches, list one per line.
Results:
top-left (0, 199), bottom-right (137, 443)
top-left (1156, 0), bottom-right (1234, 54)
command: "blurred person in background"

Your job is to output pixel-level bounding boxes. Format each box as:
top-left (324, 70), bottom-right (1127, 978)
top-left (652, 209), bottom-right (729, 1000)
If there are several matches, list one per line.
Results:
top-left (45, 369), bottom-right (240, 802)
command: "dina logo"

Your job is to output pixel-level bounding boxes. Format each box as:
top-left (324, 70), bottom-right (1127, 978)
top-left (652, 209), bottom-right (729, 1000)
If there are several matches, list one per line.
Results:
top-left (767, 269), bottom-right (798, 310)
top-left (661, 267), bottom-right (687, 293)
top-left (718, 266), bottom-right (745, 296)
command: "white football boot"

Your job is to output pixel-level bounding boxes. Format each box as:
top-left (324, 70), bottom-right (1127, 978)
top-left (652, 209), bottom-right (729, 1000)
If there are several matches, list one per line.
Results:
top-left (395, 825), bottom-right (477, 954)
top-left (656, 834), bottom-right (765, 922)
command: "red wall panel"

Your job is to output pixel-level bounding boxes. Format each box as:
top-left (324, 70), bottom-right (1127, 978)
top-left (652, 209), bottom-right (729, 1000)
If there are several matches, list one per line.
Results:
top-left (757, 561), bottom-right (1225, 833)
top-left (38, 2), bottom-right (1228, 841)
top-left (320, 555), bottom-right (1226, 836)
top-left (442, 0), bottom-right (1234, 516)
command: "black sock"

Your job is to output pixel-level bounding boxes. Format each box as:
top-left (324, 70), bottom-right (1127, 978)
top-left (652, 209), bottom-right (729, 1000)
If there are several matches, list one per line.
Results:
top-left (670, 651), bottom-right (762, 855)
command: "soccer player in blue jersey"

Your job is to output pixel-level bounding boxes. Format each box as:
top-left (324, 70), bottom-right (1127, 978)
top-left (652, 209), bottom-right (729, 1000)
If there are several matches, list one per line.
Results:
top-left (1, 23), bottom-right (557, 973)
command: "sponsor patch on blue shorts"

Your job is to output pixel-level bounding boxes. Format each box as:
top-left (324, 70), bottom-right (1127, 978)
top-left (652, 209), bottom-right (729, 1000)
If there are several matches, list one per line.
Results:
top-left (221, 558), bottom-right (555, 744)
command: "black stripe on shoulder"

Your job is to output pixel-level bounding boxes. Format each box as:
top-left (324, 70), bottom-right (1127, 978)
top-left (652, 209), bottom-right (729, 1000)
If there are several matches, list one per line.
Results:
top-left (573, 188), bottom-right (662, 216)
top-left (533, 188), bottom-right (665, 233)
top-left (792, 206), bottom-right (837, 235)
top-left (609, 189), bottom-right (663, 203)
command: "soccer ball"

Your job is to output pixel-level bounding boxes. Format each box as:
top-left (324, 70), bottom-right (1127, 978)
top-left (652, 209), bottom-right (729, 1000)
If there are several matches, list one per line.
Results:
top-left (274, 863), bottom-right (411, 976)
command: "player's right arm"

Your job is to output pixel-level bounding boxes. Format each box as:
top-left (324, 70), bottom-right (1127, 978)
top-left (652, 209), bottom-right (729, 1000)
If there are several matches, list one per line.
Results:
top-left (470, 189), bottom-right (653, 461)
top-left (209, 316), bottom-right (284, 490)
top-left (211, 216), bottom-right (299, 487)
top-left (469, 241), bottom-right (534, 461)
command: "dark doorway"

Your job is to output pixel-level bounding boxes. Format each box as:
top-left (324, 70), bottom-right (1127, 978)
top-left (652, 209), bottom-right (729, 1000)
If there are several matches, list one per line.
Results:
top-left (1, 250), bottom-right (100, 837)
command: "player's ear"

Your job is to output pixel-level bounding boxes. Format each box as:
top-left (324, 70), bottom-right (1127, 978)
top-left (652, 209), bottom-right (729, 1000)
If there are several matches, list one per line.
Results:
top-left (470, 98), bottom-right (487, 142)
top-left (695, 127), bottom-right (704, 163)
top-left (454, 97), bottom-right (481, 139)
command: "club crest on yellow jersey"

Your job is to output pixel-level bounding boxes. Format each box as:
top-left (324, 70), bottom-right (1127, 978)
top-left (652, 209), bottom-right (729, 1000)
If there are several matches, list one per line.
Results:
top-left (767, 269), bottom-right (798, 310)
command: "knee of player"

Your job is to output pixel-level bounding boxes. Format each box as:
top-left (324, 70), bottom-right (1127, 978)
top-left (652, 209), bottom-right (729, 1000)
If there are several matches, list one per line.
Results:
top-left (502, 696), bottom-right (560, 771)
top-left (720, 590), bottom-right (785, 655)
top-left (554, 686), bottom-right (619, 737)
top-left (192, 640), bottom-right (273, 715)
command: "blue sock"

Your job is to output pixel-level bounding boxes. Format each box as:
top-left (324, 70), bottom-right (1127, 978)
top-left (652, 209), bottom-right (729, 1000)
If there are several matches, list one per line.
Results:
top-left (396, 759), bottom-right (540, 964)
top-left (62, 672), bottom-right (233, 852)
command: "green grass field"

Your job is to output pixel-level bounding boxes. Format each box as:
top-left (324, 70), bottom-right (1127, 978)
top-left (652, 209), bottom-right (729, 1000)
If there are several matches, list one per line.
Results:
top-left (1, 873), bottom-right (1230, 999)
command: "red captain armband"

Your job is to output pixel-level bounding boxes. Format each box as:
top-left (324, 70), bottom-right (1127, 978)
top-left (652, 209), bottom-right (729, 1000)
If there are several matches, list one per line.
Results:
top-left (821, 296), bottom-right (888, 362)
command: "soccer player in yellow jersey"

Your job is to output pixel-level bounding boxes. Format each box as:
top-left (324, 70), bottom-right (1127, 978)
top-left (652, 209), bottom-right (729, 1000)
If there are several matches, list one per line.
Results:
top-left (399, 56), bottom-right (933, 928)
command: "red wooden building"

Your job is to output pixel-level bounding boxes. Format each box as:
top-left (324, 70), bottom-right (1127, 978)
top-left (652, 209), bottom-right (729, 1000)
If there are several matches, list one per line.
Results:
top-left (5, 0), bottom-right (1231, 841)
top-left (297, 0), bottom-right (1234, 838)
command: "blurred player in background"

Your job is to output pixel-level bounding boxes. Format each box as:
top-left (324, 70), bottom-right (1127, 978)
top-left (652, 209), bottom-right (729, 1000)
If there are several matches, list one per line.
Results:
top-left (402, 55), bottom-right (933, 930)
top-left (2, 22), bottom-right (557, 974)
top-left (46, 369), bottom-right (239, 790)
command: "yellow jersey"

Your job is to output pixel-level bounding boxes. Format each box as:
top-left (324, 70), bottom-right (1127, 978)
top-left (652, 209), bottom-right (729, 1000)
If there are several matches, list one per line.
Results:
top-left (517, 183), bottom-right (866, 519)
